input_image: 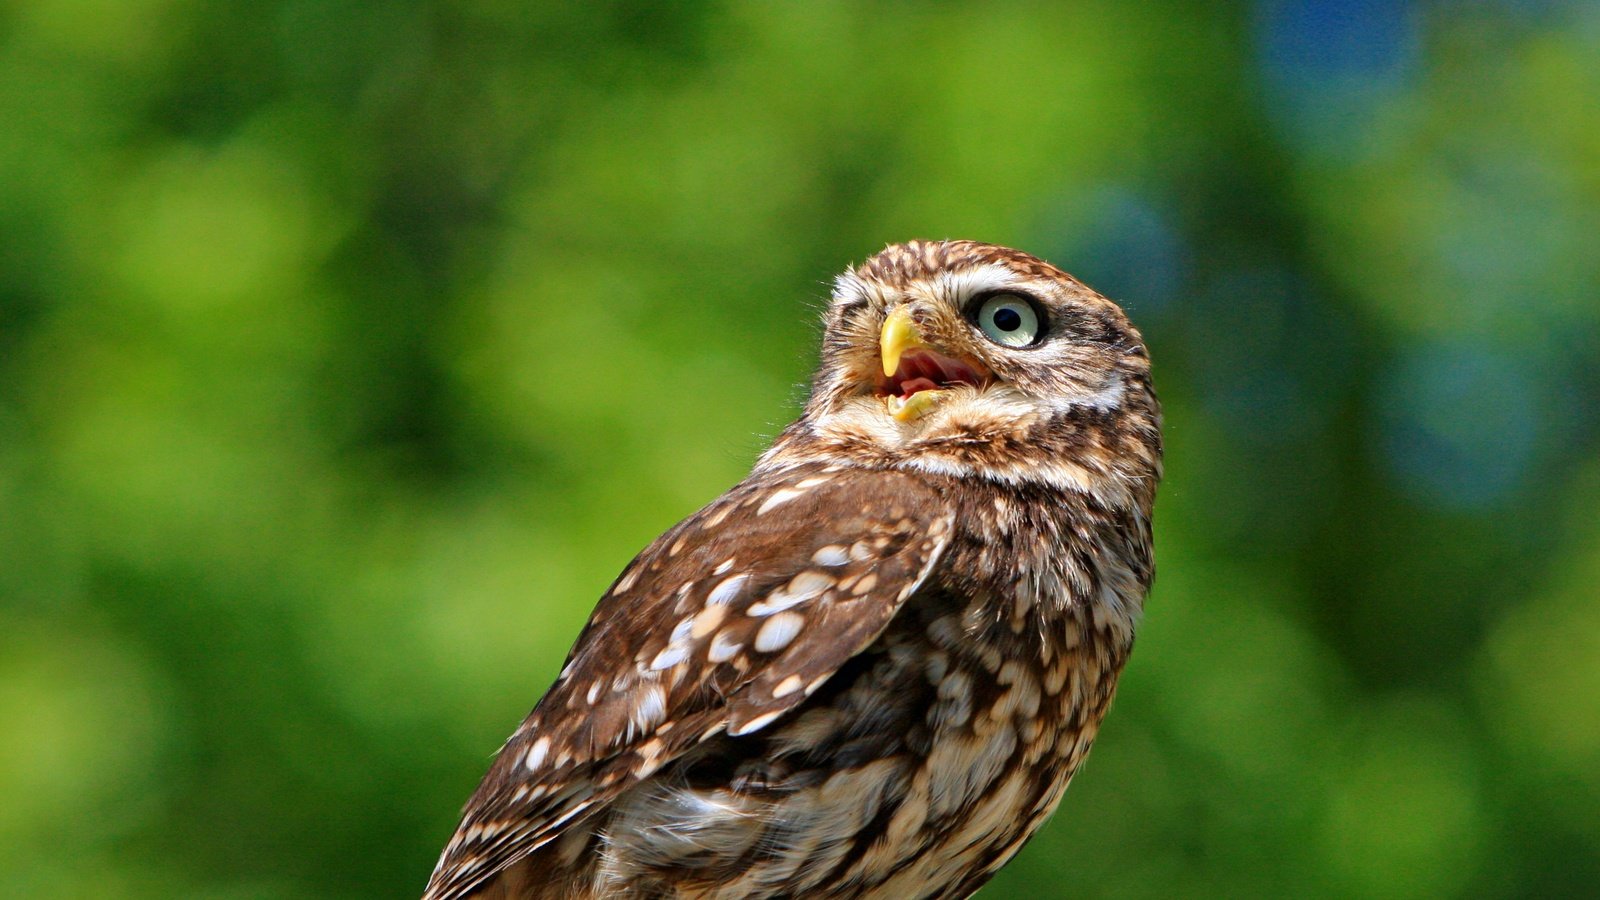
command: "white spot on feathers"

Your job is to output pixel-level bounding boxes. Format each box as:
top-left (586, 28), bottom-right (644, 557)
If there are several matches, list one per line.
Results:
top-left (754, 611), bottom-right (805, 653)
top-left (788, 569), bottom-right (836, 596)
top-left (772, 674), bottom-right (804, 698)
top-left (707, 573), bottom-right (749, 605)
top-left (690, 603), bottom-right (727, 638)
top-left (525, 736), bottom-right (551, 771)
top-left (811, 545), bottom-right (850, 566)
top-left (729, 709), bottom-right (784, 736)
top-left (650, 645), bottom-right (689, 671)
top-left (748, 570), bottom-right (833, 616)
top-left (708, 631), bottom-right (744, 663)
top-left (757, 488), bottom-right (805, 515)
top-left (630, 684), bottom-right (667, 736)
top-left (613, 568), bottom-right (639, 594)
top-left (668, 617), bottom-right (694, 645)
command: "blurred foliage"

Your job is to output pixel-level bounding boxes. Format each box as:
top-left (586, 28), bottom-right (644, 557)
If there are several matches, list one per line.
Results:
top-left (2, 0), bottom-right (1597, 897)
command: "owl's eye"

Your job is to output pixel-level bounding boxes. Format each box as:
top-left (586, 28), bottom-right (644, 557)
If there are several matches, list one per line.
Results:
top-left (973, 294), bottom-right (1043, 348)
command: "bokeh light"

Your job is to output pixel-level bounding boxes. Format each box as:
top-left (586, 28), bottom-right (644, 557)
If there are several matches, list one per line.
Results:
top-left (1, 2), bottom-right (1596, 897)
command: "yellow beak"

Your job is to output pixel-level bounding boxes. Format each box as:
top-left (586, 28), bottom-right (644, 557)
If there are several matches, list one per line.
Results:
top-left (879, 305), bottom-right (923, 378)
top-left (880, 306), bottom-right (941, 422)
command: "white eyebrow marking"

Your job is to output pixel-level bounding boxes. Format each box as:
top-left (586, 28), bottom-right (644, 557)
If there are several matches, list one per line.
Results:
top-left (928, 262), bottom-right (1024, 303)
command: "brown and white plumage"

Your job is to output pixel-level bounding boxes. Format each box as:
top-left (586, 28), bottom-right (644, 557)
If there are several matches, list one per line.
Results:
top-left (425, 240), bottom-right (1162, 899)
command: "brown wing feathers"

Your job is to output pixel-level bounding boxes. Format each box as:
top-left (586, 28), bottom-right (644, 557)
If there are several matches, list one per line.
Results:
top-left (424, 464), bottom-right (953, 898)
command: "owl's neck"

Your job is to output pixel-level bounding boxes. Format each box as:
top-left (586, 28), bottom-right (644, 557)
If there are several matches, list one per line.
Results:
top-left (756, 394), bottom-right (1160, 516)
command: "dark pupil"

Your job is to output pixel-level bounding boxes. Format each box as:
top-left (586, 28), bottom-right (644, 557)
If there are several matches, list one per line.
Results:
top-left (992, 307), bottom-right (1023, 332)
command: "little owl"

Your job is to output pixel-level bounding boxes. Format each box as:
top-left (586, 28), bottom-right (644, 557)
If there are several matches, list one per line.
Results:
top-left (424, 240), bottom-right (1162, 899)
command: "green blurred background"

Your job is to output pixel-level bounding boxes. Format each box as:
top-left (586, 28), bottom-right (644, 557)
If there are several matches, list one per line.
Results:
top-left (3, 1), bottom-right (1598, 897)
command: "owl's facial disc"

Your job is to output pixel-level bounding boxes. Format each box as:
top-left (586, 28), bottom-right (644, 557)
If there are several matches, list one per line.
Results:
top-left (875, 305), bottom-right (990, 421)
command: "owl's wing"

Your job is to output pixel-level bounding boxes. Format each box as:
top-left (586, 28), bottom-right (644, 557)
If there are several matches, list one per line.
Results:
top-left (423, 464), bottom-right (954, 898)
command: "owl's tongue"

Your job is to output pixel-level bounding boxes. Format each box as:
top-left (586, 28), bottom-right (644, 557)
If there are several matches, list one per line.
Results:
top-left (897, 376), bottom-right (942, 397)
top-left (887, 348), bottom-right (986, 398)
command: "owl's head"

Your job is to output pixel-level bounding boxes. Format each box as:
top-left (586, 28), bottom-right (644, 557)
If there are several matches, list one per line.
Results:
top-left (763, 240), bottom-right (1161, 501)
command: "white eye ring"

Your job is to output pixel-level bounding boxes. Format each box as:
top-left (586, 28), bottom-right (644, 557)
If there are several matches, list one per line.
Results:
top-left (975, 294), bottom-right (1042, 347)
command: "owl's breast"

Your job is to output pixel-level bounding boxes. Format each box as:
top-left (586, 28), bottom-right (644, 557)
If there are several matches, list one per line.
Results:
top-left (805, 557), bottom-right (1139, 895)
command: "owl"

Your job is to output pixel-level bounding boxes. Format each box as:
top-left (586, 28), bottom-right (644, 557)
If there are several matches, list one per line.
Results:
top-left (423, 240), bottom-right (1162, 899)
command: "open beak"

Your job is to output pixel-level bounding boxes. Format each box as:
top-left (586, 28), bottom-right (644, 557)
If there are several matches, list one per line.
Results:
top-left (876, 306), bottom-right (990, 422)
